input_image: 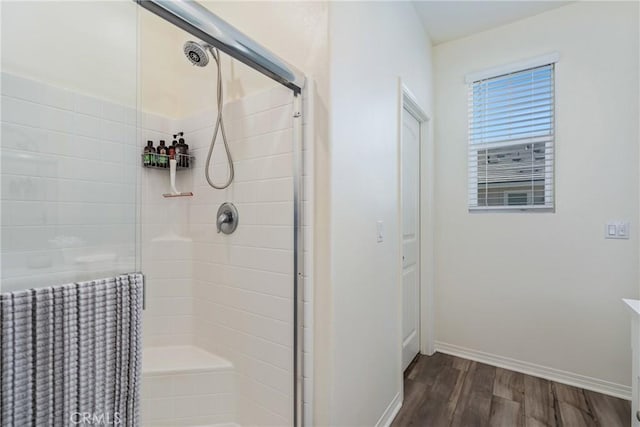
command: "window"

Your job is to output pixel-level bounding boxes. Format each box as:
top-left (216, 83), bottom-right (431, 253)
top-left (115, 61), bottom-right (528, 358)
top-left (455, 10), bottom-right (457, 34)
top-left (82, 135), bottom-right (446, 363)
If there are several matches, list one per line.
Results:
top-left (468, 60), bottom-right (555, 211)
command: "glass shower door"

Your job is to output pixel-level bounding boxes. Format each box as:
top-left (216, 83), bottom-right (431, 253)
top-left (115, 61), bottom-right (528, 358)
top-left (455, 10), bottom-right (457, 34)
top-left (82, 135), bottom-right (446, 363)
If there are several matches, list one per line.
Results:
top-left (0, 0), bottom-right (140, 292)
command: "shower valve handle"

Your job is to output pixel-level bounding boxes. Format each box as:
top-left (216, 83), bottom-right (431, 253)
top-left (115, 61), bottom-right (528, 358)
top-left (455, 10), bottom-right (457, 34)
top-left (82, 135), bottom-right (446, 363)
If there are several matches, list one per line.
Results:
top-left (216, 202), bottom-right (239, 235)
top-left (217, 212), bottom-right (231, 233)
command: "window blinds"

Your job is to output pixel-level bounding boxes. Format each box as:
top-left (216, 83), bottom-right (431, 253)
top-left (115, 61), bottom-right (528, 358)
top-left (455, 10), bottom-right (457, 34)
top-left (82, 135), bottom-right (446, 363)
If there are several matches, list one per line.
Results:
top-left (468, 63), bottom-right (555, 210)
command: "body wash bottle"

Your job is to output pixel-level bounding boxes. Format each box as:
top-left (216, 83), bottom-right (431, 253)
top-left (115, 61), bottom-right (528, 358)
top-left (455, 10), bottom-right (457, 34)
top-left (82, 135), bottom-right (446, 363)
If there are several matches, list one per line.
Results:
top-left (143, 141), bottom-right (155, 167)
top-left (158, 140), bottom-right (168, 168)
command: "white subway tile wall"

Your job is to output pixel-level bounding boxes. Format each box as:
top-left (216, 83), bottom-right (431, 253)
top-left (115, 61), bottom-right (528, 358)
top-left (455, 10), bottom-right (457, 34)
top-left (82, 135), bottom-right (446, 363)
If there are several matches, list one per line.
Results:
top-left (185, 85), bottom-right (300, 426)
top-left (0, 73), bottom-right (137, 292)
top-left (140, 85), bottom-right (314, 426)
top-left (139, 110), bottom-right (195, 348)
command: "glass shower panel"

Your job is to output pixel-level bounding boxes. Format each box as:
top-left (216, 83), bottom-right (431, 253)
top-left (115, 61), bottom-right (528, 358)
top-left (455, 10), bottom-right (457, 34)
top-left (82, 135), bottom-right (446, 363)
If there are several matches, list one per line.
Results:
top-left (0, 1), bottom-right (139, 292)
top-left (138, 8), bottom-right (295, 424)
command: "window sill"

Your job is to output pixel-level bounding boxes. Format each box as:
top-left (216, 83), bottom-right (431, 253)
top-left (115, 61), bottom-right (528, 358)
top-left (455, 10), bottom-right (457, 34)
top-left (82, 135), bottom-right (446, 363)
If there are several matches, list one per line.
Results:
top-left (469, 206), bottom-right (555, 213)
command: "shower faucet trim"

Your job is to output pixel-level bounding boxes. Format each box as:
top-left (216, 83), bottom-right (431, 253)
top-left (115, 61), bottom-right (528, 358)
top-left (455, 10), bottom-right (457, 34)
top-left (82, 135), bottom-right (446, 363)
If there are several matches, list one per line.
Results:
top-left (216, 202), bottom-right (238, 234)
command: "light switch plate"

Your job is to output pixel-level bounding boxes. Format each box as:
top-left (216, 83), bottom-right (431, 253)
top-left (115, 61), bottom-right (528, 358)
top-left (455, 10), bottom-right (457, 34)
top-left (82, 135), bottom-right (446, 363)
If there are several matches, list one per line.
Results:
top-left (605, 221), bottom-right (630, 239)
top-left (376, 221), bottom-right (384, 243)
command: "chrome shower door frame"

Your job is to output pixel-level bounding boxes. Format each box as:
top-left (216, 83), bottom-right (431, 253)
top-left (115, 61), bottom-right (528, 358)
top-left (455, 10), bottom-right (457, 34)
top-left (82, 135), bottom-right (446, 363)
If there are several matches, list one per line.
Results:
top-left (292, 92), bottom-right (304, 427)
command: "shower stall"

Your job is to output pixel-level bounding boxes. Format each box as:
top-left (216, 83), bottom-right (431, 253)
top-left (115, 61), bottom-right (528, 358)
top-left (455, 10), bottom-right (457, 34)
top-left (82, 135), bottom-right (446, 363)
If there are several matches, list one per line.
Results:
top-left (0, 0), bottom-right (312, 425)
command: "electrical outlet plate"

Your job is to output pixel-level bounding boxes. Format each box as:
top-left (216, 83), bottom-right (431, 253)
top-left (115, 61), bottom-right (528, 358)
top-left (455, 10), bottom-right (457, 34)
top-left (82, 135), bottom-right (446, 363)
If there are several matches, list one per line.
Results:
top-left (605, 221), bottom-right (630, 239)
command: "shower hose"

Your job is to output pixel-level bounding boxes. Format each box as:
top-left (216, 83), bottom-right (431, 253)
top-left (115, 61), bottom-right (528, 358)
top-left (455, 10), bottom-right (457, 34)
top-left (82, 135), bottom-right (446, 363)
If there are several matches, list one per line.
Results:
top-left (205, 47), bottom-right (234, 189)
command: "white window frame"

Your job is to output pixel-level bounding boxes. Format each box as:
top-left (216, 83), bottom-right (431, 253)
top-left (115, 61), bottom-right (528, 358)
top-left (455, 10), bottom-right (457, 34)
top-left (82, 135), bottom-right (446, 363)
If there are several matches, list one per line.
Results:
top-left (466, 53), bottom-right (559, 212)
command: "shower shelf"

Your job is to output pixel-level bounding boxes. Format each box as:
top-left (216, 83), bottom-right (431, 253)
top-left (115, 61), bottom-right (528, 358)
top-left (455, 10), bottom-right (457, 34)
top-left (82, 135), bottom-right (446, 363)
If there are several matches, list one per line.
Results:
top-left (141, 153), bottom-right (194, 170)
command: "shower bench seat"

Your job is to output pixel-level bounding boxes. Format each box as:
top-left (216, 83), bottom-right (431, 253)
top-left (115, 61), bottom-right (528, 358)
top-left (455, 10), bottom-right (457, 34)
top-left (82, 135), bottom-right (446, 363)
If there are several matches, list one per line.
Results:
top-left (143, 345), bottom-right (233, 375)
top-left (141, 345), bottom-right (237, 427)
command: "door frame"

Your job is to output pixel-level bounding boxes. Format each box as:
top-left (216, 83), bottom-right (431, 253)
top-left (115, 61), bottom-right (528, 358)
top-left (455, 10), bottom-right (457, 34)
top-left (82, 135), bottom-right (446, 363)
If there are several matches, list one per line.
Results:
top-left (397, 80), bottom-right (434, 377)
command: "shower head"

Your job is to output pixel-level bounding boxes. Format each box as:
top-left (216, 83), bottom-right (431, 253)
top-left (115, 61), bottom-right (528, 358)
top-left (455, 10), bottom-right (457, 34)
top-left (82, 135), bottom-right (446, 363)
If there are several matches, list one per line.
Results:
top-left (183, 40), bottom-right (210, 67)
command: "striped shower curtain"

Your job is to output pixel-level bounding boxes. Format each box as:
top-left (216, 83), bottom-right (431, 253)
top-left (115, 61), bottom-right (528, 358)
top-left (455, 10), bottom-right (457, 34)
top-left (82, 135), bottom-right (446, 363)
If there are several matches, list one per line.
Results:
top-left (0, 273), bottom-right (143, 426)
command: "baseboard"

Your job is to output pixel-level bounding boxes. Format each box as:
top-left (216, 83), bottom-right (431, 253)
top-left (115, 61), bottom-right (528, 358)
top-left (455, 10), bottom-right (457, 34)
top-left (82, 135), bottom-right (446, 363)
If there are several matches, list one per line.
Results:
top-left (435, 341), bottom-right (631, 400)
top-left (375, 391), bottom-right (402, 427)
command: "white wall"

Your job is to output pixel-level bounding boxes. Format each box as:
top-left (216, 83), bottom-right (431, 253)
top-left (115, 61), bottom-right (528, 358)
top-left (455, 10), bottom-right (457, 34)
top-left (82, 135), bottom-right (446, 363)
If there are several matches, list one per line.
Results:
top-left (139, 1), bottom-right (329, 119)
top-left (434, 1), bottom-right (639, 394)
top-left (327, 2), bottom-right (434, 425)
top-left (1, 1), bottom-right (137, 106)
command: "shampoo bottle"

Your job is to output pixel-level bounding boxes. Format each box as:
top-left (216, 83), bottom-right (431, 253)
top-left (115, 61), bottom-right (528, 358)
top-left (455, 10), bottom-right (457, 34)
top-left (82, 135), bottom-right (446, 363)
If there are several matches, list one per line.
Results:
top-left (143, 141), bottom-right (155, 167)
top-left (158, 140), bottom-right (168, 168)
top-left (176, 133), bottom-right (188, 168)
top-left (168, 137), bottom-right (176, 162)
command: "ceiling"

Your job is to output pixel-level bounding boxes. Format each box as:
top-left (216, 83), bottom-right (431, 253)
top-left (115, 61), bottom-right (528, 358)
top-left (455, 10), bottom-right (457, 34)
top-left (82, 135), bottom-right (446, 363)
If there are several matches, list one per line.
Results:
top-left (413, 1), bottom-right (571, 45)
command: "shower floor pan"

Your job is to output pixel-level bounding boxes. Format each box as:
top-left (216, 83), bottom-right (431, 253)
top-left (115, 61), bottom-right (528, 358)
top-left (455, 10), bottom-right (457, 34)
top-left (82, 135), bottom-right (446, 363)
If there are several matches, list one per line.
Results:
top-left (141, 345), bottom-right (238, 427)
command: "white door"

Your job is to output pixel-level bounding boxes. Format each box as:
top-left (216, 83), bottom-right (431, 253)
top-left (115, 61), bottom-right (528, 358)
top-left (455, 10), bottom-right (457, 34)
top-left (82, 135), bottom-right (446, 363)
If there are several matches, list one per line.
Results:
top-left (401, 107), bottom-right (421, 371)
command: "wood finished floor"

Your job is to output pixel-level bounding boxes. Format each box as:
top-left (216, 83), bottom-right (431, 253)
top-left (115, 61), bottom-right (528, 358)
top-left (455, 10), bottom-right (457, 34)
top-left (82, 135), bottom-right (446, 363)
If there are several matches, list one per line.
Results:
top-left (391, 353), bottom-right (631, 427)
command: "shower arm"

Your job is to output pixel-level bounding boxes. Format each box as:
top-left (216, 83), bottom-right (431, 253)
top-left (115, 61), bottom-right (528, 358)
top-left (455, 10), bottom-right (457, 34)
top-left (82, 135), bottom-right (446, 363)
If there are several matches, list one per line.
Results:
top-left (136, 0), bottom-right (305, 94)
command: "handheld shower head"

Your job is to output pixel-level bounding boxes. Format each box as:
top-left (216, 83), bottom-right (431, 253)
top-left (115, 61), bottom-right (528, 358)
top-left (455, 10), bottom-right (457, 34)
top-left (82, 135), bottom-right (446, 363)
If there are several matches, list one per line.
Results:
top-left (183, 41), bottom-right (210, 67)
top-left (181, 40), bottom-right (233, 189)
